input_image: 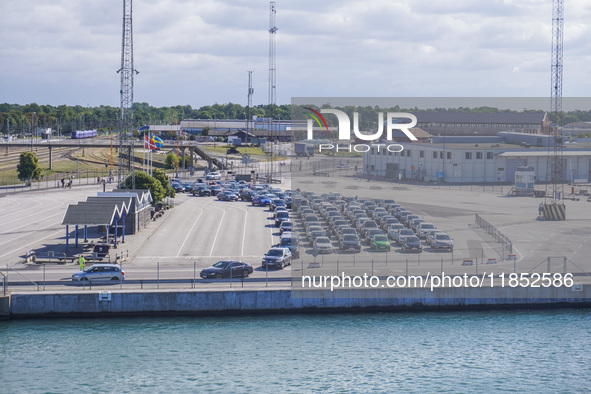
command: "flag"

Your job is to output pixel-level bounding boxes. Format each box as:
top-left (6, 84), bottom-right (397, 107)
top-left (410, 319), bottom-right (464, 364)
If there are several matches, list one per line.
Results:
top-left (144, 134), bottom-right (157, 150)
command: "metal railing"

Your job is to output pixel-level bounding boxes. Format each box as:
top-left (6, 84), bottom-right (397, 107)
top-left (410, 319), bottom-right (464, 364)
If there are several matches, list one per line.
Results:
top-left (474, 214), bottom-right (513, 259)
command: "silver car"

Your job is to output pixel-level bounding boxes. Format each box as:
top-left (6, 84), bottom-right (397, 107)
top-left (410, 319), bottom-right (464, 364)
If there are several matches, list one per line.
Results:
top-left (72, 264), bottom-right (125, 282)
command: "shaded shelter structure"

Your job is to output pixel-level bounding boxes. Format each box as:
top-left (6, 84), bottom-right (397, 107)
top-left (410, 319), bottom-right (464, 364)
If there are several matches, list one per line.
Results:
top-left (61, 190), bottom-right (152, 250)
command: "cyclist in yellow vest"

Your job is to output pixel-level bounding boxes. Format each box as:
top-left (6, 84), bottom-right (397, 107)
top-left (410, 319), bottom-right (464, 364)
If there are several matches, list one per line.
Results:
top-left (79, 255), bottom-right (86, 271)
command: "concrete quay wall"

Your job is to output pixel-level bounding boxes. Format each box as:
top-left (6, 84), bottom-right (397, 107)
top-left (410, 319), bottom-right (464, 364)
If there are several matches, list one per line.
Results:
top-left (8, 285), bottom-right (591, 318)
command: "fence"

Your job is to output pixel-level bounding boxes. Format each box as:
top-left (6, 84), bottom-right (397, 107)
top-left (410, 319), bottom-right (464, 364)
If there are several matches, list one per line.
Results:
top-left (474, 214), bottom-right (512, 259)
top-left (0, 169), bottom-right (128, 196)
top-left (3, 252), bottom-right (589, 293)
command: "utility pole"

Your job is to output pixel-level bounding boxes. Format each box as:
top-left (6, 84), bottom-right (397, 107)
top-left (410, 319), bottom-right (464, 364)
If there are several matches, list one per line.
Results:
top-left (117, 0), bottom-right (139, 188)
top-left (544, 0), bottom-right (565, 220)
top-left (268, 1), bottom-right (277, 183)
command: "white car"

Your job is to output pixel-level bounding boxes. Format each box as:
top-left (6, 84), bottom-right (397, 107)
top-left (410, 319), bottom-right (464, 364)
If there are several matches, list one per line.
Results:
top-left (72, 264), bottom-right (125, 282)
top-left (206, 172), bottom-right (221, 180)
top-left (313, 237), bottom-right (333, 254)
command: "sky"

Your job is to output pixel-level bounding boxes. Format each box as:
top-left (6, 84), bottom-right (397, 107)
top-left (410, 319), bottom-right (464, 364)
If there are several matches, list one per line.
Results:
top-left (2, 0), bottom-right (591, 109)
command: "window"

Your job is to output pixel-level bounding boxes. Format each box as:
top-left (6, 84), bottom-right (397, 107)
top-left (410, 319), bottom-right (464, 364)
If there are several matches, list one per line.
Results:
top-left (433, 152), bottom-right (438, 159)
top-left (440, 151), bottom-right (444, 159)
top-left (465, 152), bottom-right (472, 159)
top-left (487, 152), bottom-right (493, 159)
top-left (420, 150), bottom-right (424, 158)
top-left (476, 152), bottom-right (483, 159)
top-left (446, 152), bottom-right (451, 160)
top-left (406, 150), bottom-right (411, 157)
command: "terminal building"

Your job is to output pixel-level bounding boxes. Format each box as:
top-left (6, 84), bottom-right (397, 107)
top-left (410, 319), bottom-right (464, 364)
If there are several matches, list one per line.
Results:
top-left (362, 132), bottom-right (591, 184)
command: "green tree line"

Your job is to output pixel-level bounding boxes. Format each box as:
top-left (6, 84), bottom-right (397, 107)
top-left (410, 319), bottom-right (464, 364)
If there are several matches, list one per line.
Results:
top-left (0, 102), bottom-right (293, 135)
top-left (2, 102), bottom-right (591, 136)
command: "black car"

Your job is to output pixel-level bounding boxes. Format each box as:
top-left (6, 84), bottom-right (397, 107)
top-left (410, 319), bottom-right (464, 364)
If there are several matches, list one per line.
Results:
top-left (193, 186), bottom-right (212, 196)
top-left (200, 260), bottom-right (253, 279)
top-left (239, 189), bottom-right (255, 202)
top-left (401, 235), bottom-right (423, 253)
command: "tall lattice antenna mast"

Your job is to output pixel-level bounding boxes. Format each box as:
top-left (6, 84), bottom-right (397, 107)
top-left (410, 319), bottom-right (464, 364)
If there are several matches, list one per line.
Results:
top-left (267, 1), bottom-right (277, 182)
top-left (544, 0), bottom-right (565, 219)
top-left (268, 2), bottom-right (277, 109)
top-left (247, 70), bottom-right (254, 142)
top-left (117, 0), bottom-right (139, 186)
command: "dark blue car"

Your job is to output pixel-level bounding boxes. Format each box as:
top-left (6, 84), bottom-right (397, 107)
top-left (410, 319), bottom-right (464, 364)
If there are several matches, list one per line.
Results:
top-left (252, 195), bottom-right (271, 206)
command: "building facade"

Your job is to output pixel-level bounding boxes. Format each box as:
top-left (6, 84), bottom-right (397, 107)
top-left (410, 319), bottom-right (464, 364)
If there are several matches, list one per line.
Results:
top-left (363, 142), bottom-right (591, 184)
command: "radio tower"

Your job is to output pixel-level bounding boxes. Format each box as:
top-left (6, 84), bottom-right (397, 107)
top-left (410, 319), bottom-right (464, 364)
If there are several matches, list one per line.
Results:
top-left (117, 0), bottom-right (139, 187)
top-left (544, 0), bottom-right (566, 220)
top-left (247, 70), bottom-right (254, 143)
top-left (267, 1), bottom-right (277, 182)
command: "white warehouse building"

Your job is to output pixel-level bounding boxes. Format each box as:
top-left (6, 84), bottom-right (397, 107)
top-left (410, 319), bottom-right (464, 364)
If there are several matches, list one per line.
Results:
top-left (363, 141), bottom-right (591, 184)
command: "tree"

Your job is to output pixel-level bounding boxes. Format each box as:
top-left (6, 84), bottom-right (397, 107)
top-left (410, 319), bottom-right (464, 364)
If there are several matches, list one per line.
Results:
top-left (165, 152), bottom-right (179, 169)
top-left (165, 152), bottom-right (189, 169)
top-left (121, 171), bottom-right (165, 203)
top-left (17, 152), bottom-right (42, 181)
top-left (152, 168), bottom-right (175, 198)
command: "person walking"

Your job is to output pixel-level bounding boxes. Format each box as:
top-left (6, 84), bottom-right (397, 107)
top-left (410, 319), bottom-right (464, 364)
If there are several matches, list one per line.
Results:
top-left (78, 255), bottom-right (86, 271)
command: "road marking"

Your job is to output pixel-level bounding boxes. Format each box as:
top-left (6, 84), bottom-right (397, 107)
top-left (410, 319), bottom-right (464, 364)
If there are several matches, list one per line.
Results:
top-left (175, 208), bottom-right (203, 257)
top-left (0, 228), bottom-right (64, 261)
top-left (241, 210), bottom-right (248, 257)
top-left (0, 218), bottom-right (65, 247)
top-left (208, 210), bottom-right (226, 257)
top-left (0, 210), bottom-right (65, 236)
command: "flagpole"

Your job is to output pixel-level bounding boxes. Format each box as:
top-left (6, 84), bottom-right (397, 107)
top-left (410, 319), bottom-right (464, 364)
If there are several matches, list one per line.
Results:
top-left (143, 132), bottom-right (146, 172)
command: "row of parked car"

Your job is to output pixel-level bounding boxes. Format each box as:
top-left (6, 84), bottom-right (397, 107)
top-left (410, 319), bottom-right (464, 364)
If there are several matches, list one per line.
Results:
top-left (291, 192), bottom-right (454, 254)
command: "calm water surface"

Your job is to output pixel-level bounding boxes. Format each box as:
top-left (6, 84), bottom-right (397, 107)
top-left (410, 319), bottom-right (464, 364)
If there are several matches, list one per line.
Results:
top-left (1, 309), bottom-right (590, 392)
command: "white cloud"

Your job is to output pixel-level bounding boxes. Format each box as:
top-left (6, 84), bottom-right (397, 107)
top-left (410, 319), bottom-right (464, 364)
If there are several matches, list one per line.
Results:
top-left (0, 0), bottom-right (590, 108)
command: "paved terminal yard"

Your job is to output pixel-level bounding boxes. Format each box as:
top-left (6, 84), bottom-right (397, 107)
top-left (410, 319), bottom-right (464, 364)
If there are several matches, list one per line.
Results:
top-left (2, 159), bottom-right (591, 292)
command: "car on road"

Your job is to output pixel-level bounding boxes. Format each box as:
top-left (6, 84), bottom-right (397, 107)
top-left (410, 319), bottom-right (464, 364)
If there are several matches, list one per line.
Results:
top-left (401, 235), bottom-right (423, 252)
top-left (218, 191), bottom-right (239, 201)
top-left (209, 185), bottom-right (222, 195)
top-left (200, 260), bottom-right (253, 279)
top-left (278, 234), bottom-right (300, 259)
top-left (275, 210), bottom-right (290, 227)
top-left (431, 233), bottom-right (454, 251)
top-left (370, 234), bottom-right (391, 251)
top-left (393, 229), bottom-right (415, 245)
top-left (416, 223), bottom-right (436, 239)
top-left (279, 221), bottom-right (293, 235)
top-left (170, 181), bottom-right (184, 193)
top-left (252, 195), bottom-right (271, 206)
top-left (262, 247), bottom-right (292, 269)
top-left (206, 172), bottom-right (221, 180)
top-left (339, 234), bottom-right (361, 252)
top-left (387, 224), bottom-right (406, 240)
top-left (72, 264), bottom-right (125, 282)
top-left (313, 237), bottom-right (333, 254)
top-left (192, 186), bottom-right (212, 196)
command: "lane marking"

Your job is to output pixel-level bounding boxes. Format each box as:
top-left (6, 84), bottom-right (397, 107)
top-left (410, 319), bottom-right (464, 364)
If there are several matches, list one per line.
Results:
top-left (208, 210), bottom-right (226, 257)
top-left (175, 208), bottom-right (203, 257)
top-left (0, 228), bottom-right (64, 261)
top-left (0, 218), bottom-right (65, 247)
top-left (0, 211), bottom-right (65, 237)
top-left (241, 210), bottom-right (248, 257)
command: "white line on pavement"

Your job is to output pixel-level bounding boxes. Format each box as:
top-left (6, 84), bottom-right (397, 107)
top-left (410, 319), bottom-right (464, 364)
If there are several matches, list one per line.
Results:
top-left (175, 208), bottom-right (203, 257)
top-left (208, 210), bottom-right (226, 257)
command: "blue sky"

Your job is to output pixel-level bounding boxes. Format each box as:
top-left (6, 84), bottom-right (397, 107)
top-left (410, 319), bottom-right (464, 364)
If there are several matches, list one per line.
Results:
top-left (2, 0), bottom-right (590, 108)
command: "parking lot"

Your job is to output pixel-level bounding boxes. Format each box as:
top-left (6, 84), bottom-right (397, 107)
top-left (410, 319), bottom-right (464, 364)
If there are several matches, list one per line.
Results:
top-left (3, 161), bottom-right (591, 289)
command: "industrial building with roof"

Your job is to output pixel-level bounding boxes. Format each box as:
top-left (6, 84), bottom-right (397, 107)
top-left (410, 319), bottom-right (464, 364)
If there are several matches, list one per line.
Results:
top-left (415, 112), bottom-right (550, 136)
top-left (363, 131), bottom-right (591, 184)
